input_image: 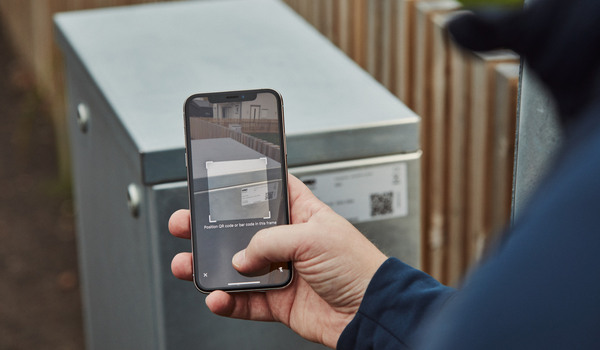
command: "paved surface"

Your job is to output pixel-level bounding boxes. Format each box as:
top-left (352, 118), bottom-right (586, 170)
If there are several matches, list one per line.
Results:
top-left (0, 18), bottom-right (85, 350)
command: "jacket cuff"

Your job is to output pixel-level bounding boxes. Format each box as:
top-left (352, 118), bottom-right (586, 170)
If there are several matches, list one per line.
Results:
top-left (337, 258), bottom-right (455, 349)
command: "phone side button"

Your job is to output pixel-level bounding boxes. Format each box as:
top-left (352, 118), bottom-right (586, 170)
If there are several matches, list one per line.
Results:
top-left (185, 152), bottom-right (188, 168)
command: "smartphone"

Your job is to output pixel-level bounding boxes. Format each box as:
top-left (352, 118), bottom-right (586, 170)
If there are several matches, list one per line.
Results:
top-left (183, 89), bottom-right (292, 293)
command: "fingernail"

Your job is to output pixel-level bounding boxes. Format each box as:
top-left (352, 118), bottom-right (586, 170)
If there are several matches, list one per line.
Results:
top-left (232, 250), bottom-right (245, 268)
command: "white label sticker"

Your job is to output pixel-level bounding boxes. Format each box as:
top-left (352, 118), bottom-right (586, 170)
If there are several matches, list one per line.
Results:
top-left (206, 158), bottom-right (267, 178)
top-left (299, 163), bottom-right (408, 223)
top-left (241, 183), bottom-right (269, 206)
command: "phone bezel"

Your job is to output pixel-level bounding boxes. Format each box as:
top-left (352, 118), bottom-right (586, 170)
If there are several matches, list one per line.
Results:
top-left (183, 88), bottom-right (292, 293)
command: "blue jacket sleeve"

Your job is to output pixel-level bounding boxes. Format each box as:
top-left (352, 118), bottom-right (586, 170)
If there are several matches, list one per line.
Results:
top-left (337, 258), bottom-right (455, 349)
top-left (414, 109), bottom-right (600, 350)
top-left (338, 105), bottom-right (600, 350)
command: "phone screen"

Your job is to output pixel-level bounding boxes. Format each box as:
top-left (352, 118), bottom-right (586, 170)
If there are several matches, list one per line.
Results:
top-left (183, 89), bottom-right (292, 293)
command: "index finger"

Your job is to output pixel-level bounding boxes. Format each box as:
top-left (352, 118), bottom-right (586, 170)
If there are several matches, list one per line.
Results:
top-left (169, 209), bottom-right (191, 239)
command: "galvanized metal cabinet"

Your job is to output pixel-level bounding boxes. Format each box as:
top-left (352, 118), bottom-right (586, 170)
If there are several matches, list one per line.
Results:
top-left (64, 51), bottom-right (159, 349)
top-left (55, 0), bottom-right (421, 348)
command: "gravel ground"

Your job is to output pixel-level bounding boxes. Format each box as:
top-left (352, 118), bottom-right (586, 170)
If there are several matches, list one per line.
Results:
top-left (0, 17), bottom-right (85, 350)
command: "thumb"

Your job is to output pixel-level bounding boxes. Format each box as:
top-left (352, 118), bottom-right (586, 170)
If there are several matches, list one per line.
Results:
top-left (232, 223), bottom-right (312, 274)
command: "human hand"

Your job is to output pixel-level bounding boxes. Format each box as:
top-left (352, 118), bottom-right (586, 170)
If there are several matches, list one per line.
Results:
top-left (169, 174), bottom-right (387, 348)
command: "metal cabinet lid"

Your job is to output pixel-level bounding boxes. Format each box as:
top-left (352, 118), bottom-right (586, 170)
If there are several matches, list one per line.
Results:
top-left (55, 0), bottom-right (419, 185)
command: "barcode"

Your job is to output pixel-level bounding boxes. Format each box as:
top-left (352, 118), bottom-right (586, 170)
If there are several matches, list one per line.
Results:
top-left (264, 190), bottom-right (276, 201)
top-left (370, 192), bottom-right (394, 217)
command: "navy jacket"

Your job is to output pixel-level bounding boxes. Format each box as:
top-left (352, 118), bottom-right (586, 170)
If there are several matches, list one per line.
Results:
top-left (338, 0), bottom-right (600, 348)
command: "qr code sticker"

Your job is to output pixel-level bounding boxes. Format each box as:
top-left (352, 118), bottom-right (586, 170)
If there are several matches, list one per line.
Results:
top-left (370, 192), bottom-right (394, 217)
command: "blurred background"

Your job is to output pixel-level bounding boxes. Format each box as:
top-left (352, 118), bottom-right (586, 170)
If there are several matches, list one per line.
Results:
top-left (0, 16), bottom-right (83, 349)
top-left (0, 0), bottom-right (522, 348)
